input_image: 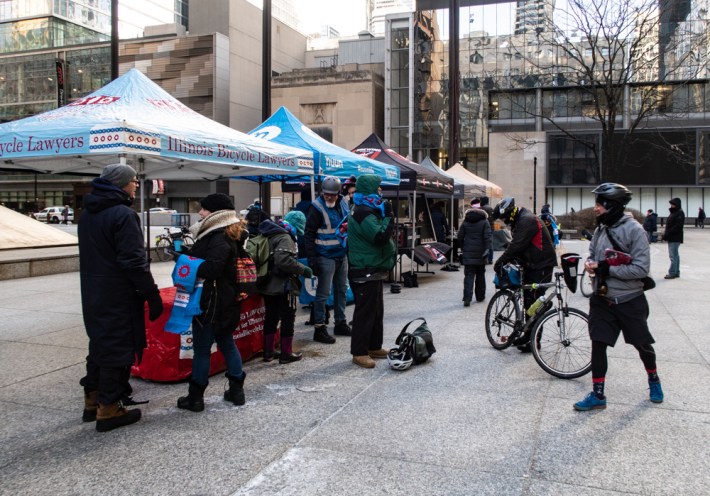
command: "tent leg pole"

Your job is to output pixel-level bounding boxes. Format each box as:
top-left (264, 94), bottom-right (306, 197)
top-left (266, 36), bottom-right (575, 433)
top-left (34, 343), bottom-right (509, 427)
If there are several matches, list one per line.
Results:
top-left (411, 192), bottom-right (416, 273)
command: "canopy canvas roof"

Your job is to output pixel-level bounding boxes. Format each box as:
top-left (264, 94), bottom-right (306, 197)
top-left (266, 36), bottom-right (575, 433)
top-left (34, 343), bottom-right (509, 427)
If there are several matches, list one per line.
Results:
top-left (352, 134), bottom-right (453, 195)
top-left (247, 107), bottom-right (400, 186)
top-left (0, 69), bottom-right (314, 180)
top-left (446, 163), bottom-right (503, 199)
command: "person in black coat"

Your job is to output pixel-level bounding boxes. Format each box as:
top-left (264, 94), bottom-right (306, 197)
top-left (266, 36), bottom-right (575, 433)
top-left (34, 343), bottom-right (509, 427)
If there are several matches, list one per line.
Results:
top-left (662, 197), bottom-right (685, 279)
top-left (78, 164), bottom-right (163, 432)
top-left (177, 193), bottom-right (248, 413)
top-left (493, 198), bottom-right (557, 351)
top-left (642, 209), bottom-right (658, 242)
top-left (429, 201), bottom-right (450, 242)
top-left (457, 206), bottom-right (491, 306)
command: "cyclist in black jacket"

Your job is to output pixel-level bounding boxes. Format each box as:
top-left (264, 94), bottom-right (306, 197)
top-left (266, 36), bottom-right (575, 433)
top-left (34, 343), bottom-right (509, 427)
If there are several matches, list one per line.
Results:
top-left (492, 198), bottom-right (557, 351)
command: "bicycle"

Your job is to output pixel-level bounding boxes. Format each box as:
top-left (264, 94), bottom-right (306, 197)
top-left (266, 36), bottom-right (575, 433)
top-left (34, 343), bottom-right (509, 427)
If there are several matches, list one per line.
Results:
top-left (154, 226), bottom-right (194, 262)
top-left (485, 262), bottom-right (592, 379)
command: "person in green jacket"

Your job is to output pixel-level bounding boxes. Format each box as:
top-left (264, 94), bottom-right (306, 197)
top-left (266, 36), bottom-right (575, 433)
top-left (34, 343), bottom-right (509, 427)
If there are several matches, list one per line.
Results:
top-left (347, 174), bottom-right (397, 368)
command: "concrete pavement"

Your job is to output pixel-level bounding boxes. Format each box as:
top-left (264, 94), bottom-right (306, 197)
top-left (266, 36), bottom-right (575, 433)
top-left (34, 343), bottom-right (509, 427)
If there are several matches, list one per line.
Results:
top-left (0, 232), bottom-right (708, 495)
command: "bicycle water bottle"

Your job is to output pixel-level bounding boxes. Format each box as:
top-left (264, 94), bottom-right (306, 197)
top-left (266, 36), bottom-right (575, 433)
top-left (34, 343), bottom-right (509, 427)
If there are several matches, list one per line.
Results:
top-left (526, 292), bottom-right (551, 318)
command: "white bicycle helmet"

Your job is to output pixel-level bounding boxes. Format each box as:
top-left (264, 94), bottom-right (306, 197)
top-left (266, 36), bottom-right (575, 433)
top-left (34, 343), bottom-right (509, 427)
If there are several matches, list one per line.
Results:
top-left (387, 347), bottom-right (413, 371)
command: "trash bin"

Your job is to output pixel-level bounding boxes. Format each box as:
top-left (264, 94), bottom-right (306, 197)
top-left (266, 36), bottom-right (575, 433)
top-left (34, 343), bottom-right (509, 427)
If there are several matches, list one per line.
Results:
top-left (171, 213), bottom-right (191, 227)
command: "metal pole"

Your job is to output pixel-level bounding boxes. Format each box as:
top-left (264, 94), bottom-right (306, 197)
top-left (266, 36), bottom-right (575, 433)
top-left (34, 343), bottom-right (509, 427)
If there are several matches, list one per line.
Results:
top-left (448, 0), bottom-right (460, 167)
top-left (533, 156), bottom-right (537, 214)
top-left (261, 0), bottom-right (272, 215)
top-left (111, 0), bottom-right (119, 80)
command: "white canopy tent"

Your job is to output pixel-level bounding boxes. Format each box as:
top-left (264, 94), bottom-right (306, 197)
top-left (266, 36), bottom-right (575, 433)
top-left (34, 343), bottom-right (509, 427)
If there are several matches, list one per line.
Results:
top-left (446, 163), bottom-right (503, 200)
top-left (0, 69), bottom-right (314, 181)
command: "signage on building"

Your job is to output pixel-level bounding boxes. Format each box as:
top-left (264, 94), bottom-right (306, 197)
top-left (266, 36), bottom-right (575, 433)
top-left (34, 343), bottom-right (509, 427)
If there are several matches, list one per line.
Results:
top-left (55, 61), bottom-right (65, 107)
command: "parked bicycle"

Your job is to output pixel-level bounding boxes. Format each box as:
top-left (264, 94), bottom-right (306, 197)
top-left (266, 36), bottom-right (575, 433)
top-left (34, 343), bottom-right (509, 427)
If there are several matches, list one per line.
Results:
top-left (485, 259), bottom-right (591, 379)
top-left (154, 226), bottom-right (194, 262)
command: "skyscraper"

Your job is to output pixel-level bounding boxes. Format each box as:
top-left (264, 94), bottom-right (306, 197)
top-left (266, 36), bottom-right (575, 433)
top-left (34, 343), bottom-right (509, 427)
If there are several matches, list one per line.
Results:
top-left (514, 0), bottom-right (555, 35)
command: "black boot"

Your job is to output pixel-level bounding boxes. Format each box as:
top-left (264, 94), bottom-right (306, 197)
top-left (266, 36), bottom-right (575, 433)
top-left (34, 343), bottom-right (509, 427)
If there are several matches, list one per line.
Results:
top-left (177, 380), bottom-right (207, 412)
top-left (334, 320), bottom-right (352, 336)
top-left (224, 372), bottom-right (246, 406)
top-left (313, 324), bottom-right (335, 344)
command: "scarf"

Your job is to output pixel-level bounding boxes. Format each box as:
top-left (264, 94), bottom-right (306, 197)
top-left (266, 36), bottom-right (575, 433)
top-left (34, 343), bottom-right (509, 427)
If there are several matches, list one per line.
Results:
top-left (278, 219), bottom-right (297, 238)
top-left (190, 210), bottom-right (240, 241)
top-left (353, 192), bottom-right (386, 218)
top-left (164, 254), bottom-right (205, 334)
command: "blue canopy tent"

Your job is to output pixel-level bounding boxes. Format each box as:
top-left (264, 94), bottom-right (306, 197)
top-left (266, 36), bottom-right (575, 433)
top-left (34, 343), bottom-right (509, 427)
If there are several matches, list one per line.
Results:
top-left (244, 107), bottom-right (400, 199)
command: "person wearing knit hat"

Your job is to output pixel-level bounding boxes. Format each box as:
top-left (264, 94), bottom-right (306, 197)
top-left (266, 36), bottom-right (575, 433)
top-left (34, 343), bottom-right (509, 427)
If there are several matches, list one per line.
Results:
top-left (284, 210), bottom-right (306, 236)
top-left (255, 213), bottom-right (313, 364)
top-left (347, 174), bottom-right (397, 368)
top-left (199, 193), bottom-right (234, 213)
top-left (470, 197), bottom-right (481, 208)
top-left (663, 197), bottom-right (684, 279)
top-left (78, 163), bottom-right (161, 431)
top-left (177, 194), bottom-right (247, 413)
top-left (100, 164), bottom-right (138, 188)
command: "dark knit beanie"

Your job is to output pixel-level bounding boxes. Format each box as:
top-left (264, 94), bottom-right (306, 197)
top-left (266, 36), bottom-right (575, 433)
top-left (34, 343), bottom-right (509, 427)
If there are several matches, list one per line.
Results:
top-left (200, 193), bottom-right (234, 212)
top-left (100, 164), bottom-right (137, 188)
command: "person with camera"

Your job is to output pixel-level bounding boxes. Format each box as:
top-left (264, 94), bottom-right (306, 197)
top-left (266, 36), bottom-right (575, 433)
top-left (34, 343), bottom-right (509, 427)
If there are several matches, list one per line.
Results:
top-left (305, 176), bottom-right (351, 344)
top-left (347, 174), bottom-right (397, 368)
top-left (492, 197), bottom-right (557, 352)
top-left (575, 183), bottom-right (663, 411)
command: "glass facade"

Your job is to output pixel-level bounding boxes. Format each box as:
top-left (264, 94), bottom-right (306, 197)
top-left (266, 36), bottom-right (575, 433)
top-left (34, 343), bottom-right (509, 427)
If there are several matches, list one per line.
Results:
top-left (402, 1), bottom-right (710, 186)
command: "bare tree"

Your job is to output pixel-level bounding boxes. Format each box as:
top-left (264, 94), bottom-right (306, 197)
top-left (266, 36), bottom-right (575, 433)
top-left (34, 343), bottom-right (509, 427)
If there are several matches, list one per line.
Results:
top-left (496, 0), bottom-right (707, 179)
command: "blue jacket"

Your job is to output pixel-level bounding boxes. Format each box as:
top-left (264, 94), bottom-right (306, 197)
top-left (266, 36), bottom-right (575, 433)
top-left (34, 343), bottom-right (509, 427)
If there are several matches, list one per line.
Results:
top-left (304, 195), bottom-right (349, 259)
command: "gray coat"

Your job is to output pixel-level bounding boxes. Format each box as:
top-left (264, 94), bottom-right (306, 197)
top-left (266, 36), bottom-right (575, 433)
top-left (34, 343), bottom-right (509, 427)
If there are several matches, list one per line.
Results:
top-left (589, 213), bottom-right (649, 304)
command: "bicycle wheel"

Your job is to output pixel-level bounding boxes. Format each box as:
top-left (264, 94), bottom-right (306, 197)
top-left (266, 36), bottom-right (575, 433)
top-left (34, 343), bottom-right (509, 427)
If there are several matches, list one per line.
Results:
top-left (485, 290), bottom-right (521, 350)
top-left (182, 235), bottom-right (194, 251)
top-left (154, 237), bottom-right (172, 262)
top-left (579, 272), bottom-right (593, 297)
top-left (530, 307), bottom-right (591, 379)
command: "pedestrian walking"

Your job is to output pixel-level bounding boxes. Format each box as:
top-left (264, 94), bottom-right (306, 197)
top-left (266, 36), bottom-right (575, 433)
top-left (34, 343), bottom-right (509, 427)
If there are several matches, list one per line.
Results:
top-left (457, 203), bottom-right (491, 306)
top-left (662, 198), bottom-right (685, 279)
top-left (697, 207), bottom-right (706, 228)
top-left (61, 205), bottom-right (70, 224)
top-left (78, 164), bottom-right (163, 432)
top-left (575, 182), bottom-right (663, 411)
top-left (642, 209), bottom-right (658, 242)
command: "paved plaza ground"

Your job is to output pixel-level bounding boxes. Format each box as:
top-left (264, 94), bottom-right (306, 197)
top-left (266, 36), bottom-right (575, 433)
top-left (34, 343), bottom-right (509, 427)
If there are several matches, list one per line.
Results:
top-left (0, 228), bottom-right (708, 495)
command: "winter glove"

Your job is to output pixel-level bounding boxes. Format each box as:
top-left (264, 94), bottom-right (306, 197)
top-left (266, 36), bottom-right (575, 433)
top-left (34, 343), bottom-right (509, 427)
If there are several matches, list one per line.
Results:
top-left (594, 260), bottom-right (610, 278)
top-left (302, 266), bottom-right (314, 279)
top-left (146, 291), bottom-right (163, 321)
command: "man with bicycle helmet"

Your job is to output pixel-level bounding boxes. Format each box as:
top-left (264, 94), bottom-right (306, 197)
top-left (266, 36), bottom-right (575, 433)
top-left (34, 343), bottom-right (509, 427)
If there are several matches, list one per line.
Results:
top-left (575, 183), bottom-right (663, 411)
top-left (305, 176), bottom-right (351, 344)
top-left (492, 197), bottom-right (557, 351)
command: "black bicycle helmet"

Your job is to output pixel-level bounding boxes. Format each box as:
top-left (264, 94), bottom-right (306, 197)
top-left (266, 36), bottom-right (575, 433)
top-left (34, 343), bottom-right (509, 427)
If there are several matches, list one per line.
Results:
top-left (493, 197), bottom-right (517, 224)
top-left (591, 183), bottom-right (632, 206)
top-left (321, 176), bottom-right (341, 195)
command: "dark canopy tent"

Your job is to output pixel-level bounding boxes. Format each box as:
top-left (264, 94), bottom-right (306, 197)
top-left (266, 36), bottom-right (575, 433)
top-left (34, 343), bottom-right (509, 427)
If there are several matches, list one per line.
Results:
top-left (352, 134), bottom-right (455, 274)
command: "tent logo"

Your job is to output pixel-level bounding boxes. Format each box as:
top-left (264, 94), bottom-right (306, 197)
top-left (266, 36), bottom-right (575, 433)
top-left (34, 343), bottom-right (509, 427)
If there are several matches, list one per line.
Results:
top-left (251, 126), bottom-right (281, 141)
top-left (89, 125), bottom-right (160, 154)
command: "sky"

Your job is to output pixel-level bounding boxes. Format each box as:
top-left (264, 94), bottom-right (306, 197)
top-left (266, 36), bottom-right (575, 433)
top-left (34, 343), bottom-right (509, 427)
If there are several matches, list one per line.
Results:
top-left (292, 0), bottom-right (368, 37)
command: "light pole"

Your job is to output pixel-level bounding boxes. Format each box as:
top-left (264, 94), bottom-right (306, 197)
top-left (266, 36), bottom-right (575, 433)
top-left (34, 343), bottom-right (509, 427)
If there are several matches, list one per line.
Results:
top-left (533, 156), bottom-right (537, 214)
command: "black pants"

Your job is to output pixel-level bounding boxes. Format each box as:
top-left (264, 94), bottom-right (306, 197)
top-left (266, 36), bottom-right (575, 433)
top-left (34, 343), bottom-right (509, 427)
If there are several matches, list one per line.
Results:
top-left (350, 279), bottom-right (384, 356)
top-left (463, 264), bottom-right (486, 302)
top-left (80, 357), bottom-right (131, 406)
top-left (263, 293), bottom-right (295, 338)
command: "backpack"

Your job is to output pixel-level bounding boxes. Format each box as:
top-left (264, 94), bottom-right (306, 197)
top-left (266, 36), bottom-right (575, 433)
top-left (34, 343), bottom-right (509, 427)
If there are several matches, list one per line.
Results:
top-left (395, 317), bottom-right (436, 364)
top-left (245, 234), bottom-right (273, 289)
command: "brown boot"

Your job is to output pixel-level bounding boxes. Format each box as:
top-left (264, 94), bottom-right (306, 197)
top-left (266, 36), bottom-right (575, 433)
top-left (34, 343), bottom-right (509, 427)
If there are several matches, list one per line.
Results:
top-left (95, 402), bottom-right (141, 432)
top-left (82, 389), bottom-right (98, 422)
top-left (352, 355), bottom-right (376, 368)
top-left (367, 349), bottom-right (389, 359)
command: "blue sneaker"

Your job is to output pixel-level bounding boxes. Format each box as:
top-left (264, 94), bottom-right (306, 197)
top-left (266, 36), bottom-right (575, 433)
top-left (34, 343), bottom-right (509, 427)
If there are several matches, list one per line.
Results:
top-left (574, 392), bottom-right (607, 411)
top-left (649, 381), bottom-right (664, 403)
